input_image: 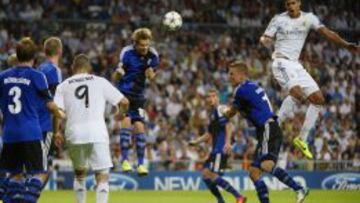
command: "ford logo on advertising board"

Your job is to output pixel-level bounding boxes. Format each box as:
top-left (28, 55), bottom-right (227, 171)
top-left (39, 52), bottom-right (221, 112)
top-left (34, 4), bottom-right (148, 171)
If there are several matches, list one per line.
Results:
top-left (322, 173), bottom-right (360, 190)
top-left (86, 173), bottom-right (138, 190)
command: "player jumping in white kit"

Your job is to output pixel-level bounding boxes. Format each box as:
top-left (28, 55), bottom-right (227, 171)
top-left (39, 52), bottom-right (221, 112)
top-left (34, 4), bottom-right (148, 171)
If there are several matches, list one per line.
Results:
top-left (260, 0), bottom-right (359, 159)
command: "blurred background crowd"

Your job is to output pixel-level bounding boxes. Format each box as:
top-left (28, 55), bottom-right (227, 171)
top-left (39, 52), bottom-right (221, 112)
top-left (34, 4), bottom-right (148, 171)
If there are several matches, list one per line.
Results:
top-left (0, 0), bottom-right (359, 172)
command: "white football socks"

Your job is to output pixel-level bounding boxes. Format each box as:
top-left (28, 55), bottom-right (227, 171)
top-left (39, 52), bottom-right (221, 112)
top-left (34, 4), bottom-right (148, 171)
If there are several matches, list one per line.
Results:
top-left (96, 182), bottom-right (109, 203)
top-left (74, 179), bottom-right (86, 203)
top-left (277, 96), bottom-right (297, 124)
top-left (300, 104), bottom-right (322, 142)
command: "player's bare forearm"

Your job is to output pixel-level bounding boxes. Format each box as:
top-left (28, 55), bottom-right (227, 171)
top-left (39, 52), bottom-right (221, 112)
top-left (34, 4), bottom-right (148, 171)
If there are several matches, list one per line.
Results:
top-left (52, 114), bottom-right (61, 134)
top-left (46, 101), bottom-right (65, 119)
top-left (223, 123), bottom-right (233, 154)
top-left (189, 133), bottom-right (210, 145)
top-left (318, 27), bottom-right (359, 53)
top-left (225, 123), bottom-right (233, 145)
top-left (145, 68), bottom-right (156, 81)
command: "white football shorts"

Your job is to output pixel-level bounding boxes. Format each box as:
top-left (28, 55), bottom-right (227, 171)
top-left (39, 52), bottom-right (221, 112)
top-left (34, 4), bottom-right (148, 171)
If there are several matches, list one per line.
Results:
top-left (271, 58), bottom-right (320, 97)
top-left (67, 142), bottom-right (113, 171)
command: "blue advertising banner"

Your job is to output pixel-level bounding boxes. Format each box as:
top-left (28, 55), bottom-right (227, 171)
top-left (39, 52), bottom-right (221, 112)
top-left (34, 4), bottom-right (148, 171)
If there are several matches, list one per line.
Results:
top-left (46, 170), bottom-right (360, 191)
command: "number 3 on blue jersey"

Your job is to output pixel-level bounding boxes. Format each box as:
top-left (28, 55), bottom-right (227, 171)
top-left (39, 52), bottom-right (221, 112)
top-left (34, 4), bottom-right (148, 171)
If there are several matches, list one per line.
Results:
top-left (8, 86), bottom-right (22, 114)
top-left (256, 87), bottom-right (273, 112)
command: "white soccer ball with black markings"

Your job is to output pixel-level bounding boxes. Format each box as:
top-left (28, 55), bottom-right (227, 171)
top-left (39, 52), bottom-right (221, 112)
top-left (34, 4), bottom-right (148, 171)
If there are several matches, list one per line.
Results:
top-left (163, 11), bottom-right (183, 31)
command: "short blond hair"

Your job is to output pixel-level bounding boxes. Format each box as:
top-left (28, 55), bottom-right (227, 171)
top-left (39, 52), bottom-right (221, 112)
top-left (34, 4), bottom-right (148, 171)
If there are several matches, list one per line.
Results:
top-left (229, 61), bottom-right (249, 72)
top-left (7, 53), bottom-right (18, 66)
top-left (44, 37), bottom-right (62, 56)
top-left (131, 28), bottom-right (152, 43)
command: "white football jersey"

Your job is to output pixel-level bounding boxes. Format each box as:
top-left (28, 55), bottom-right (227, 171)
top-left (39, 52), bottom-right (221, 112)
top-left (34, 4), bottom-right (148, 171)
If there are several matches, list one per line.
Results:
top-left (264, 11), bottom-right (324, 61)
top-left (54, 73), bottom-right (124, 144)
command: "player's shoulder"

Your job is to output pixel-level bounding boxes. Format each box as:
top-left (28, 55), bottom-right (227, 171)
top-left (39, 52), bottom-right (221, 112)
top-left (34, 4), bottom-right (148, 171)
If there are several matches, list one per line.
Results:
top-left (28, 68), bottom-right (46, 77)
top-left (302, 11), bottom-right (317, 17)
top-left (236, 80), bottom-right (259, 95)
top-left (89, 74), bottom-right (112, 87)
top-left (273, 12), bottom-right (288, 20)
top-left (299, 11), bottom-right (319, 22)
top-left (38, 61), bottom-right (53, 70)
top-left (149, 47), bottom-right (159, 58)
top-left (0, 67), bottom-right (14, 77)
top-left (120, 45), bottom-right (135, 58)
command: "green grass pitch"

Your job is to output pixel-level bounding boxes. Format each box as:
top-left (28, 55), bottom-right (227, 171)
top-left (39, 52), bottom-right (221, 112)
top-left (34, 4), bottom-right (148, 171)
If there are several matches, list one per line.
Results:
top-left (38, 190), bottom-right (360, 203)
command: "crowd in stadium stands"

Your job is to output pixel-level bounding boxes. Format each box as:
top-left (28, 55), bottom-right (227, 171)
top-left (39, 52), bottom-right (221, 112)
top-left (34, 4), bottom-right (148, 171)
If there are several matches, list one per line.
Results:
top-left (0, 0), bottom-right (358, 172)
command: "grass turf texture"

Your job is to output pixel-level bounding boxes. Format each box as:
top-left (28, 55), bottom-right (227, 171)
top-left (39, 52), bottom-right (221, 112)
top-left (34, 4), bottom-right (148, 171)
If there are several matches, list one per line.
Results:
top-left (39, 190), bottom-right (360, 203)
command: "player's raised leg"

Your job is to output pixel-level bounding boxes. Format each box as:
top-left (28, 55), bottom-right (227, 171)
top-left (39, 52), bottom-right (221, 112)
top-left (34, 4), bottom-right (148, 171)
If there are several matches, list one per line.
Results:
top-left (134, 120), bottom-right (148, 176)
top-left (119, 117), bottom-right (133, 172)
top-left (294, 90), bottom-right (324, 158)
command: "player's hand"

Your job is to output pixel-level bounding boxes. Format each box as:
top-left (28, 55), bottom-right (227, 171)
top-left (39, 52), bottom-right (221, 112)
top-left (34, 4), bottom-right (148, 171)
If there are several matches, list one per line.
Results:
top-left (260, 36), bottom-right (273, 48)
top-left (112, 64), bottom-right (125, 81)
top-left (218, 105), bottom-right (229, 115)
top-left (346, 43), bottom-right (360, 54)
top-left (145, 68), bottom-right (156, 81)
top-left (188, 140), bottom-right (197, 146)
top-left (54, 133), bottom-right (64, 148)
top-left (223, 143), bottom-right (232, 154)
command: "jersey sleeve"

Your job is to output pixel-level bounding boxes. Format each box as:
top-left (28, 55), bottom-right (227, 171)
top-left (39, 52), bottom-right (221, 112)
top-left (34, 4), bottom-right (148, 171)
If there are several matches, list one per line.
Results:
top-left (308, 13), bottom-right (324, 30)
top-left (263, 15), bottom-right (279, 37)
top-left (54, 85), bottom-right (65, 110)
top-left (119, 47), bottom-right (130, 67)
top-left (102, 78), bottom-right (125, 106)
top-left (32, 71), bottom-right (50, 92)
top-left (149, 48), bottom-right (160, 70)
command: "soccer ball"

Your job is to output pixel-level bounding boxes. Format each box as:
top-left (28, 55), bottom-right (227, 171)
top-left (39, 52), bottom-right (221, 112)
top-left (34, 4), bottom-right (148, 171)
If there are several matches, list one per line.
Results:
top-left (163, 11), bottom-right (183, 31)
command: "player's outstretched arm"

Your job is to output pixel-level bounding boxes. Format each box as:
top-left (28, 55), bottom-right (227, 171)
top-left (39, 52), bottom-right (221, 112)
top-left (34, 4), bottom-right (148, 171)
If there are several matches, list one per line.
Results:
top-left (188, 133), bottom-right (211, 146)
top-left (317, 27), bottom-right (360, 54)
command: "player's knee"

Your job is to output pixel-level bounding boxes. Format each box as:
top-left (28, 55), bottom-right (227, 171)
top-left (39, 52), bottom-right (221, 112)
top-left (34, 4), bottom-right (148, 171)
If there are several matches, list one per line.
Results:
top-left (74, 169), bottom-right (87, 180)
top-left (308, 91), bottom-right (325, 105)
top-left (95, 169), bottom-right (109, 184)
top-left (249, 167), bottom-right (261, 182)
top-left (121, 117), bottom-right (132, 128)
top-left (260, 161), bottom-right (275, 173)
top-left (134, 122), bottom-right (145, 133)
top-left (202, 169), bottom-right (216, 180)
top-left (289, 86), bottom-right (305, 103)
